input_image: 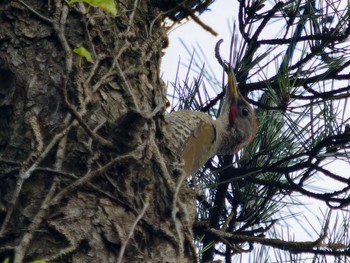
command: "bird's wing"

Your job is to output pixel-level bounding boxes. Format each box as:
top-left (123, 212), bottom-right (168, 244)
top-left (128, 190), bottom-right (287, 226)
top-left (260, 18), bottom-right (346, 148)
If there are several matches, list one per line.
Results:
top-left (166, 111), bottom-right (217, 176)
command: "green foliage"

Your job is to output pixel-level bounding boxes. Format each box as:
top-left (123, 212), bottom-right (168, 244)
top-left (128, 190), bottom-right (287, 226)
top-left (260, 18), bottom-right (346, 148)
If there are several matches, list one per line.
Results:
top-left (73, 46), bottom-right (94, 66)
top-left (68, 0), bottom-right (117, 16)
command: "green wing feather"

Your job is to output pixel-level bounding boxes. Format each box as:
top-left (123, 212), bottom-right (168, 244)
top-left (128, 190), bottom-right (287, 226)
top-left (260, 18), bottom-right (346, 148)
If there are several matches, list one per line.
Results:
top-left (166, 111), bottom-right (217, 176)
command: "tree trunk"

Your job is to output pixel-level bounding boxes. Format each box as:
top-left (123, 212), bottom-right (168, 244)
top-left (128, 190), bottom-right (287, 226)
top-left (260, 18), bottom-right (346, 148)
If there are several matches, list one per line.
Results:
top-left (0, 1), bottom-right (196, 262)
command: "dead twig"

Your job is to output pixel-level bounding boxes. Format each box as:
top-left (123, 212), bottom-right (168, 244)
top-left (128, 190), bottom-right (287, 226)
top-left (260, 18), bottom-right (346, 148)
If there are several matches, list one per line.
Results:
top-left (117, 191), bottom-right (150, 263)
top-left (50, 145), bottom-right (144, 206)
top-left (14, 180), bottom-right (59, 263)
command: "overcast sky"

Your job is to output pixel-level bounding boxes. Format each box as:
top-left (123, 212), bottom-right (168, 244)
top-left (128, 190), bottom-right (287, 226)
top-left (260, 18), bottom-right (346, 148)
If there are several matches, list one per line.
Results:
top-left (161, 0), bottom-right (237, 86)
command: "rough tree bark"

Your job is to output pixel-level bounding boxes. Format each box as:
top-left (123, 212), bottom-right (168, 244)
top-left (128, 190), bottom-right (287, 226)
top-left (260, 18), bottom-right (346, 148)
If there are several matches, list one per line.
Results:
top-left (0, 1), bottom-right (199, 262)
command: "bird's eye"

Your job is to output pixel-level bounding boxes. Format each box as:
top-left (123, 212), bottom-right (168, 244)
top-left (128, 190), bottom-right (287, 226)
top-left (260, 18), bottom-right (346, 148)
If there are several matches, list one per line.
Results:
top-left (242, 108), bottom-right (249, 117)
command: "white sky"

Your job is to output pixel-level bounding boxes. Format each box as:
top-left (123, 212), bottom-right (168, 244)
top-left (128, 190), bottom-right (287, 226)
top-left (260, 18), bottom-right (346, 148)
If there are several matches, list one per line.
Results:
top-left (161, 0), bottom-right (237, 85)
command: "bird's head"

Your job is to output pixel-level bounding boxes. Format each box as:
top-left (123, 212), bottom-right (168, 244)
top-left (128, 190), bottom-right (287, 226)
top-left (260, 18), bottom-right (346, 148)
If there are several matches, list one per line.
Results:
top-left (217, 65), bottom-right (257, 155)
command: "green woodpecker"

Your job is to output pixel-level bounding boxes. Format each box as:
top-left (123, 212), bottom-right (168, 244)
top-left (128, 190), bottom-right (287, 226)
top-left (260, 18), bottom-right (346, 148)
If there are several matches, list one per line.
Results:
top-left (166, 65), bottom-right (257, 176)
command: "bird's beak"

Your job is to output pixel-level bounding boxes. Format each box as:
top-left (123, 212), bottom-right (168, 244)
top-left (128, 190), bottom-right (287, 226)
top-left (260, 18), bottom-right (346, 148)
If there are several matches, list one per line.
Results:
top-left (227, 65), bottom-right (239, 104)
